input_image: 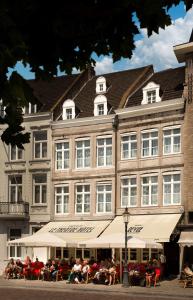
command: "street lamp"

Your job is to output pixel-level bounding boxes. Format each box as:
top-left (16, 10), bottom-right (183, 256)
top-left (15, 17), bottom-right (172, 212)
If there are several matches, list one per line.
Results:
top-left (122, 207), bottom-right (130, 287)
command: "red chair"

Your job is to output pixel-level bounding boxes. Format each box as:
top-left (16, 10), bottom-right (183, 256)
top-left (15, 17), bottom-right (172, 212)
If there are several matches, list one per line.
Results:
top-left (152, 268), bottom-right (161, 287)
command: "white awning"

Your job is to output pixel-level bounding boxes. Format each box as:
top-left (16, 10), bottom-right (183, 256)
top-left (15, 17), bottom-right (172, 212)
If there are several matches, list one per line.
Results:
top-left (178, 232), bottom-right (193, 246)
top-left (8, 220), bottom-right (111, 247)
top-left (78, 234), bottom-right (163, 249)
top-left (101, 214), bottom-right (181, 242)
top-left (8, 232), bottom-right (67, 247)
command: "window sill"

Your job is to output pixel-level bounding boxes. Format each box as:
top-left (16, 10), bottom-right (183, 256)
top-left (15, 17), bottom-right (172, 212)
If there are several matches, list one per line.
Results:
top-left (31, 204), bottom-right (47, 207)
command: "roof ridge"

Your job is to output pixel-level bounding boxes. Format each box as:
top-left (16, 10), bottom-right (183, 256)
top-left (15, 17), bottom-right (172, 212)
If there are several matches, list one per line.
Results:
top-left (94, 64), bottom-right (153, 78)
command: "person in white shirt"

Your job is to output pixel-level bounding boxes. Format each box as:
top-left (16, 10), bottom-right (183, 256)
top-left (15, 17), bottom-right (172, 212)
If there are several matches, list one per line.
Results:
top-left (67, 259), bottom-right (82, 283)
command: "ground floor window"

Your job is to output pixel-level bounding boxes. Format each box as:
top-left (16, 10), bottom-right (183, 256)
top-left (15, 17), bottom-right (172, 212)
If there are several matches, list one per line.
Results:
top-left (76, 249), bottom-right (90, 259)
top-left (55, 247), bottom-right (69, 259)
top-left (8, 228), bottom-right (21, 259)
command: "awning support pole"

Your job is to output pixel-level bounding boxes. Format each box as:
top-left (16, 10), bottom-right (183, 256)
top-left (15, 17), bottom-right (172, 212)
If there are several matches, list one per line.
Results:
top-left (179, 245), bottom-right (184, 275)
top-left (120, 248), bottom-right (122, 283)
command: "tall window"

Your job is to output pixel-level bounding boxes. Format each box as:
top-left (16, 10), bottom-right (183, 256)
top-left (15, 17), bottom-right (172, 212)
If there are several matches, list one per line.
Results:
top-left (141, 176), bottom-right (158, 206)
top-left (97, 104), bottom-right (104, 115)
top-left (147, 90), bottom-right (156, 103)
top-left (76, 140), bottom-right (90, 168)
top-left (33, 174), bottom-right (47, 204)
top-left (9, 176), bottom-right (22, 203)
top-left (33, 131), bottom-right (47, 159)
top-left (10, 145), bottom-right (23, 161)
top-left (55, 142), bottom-right (69, 170)
top-left (97, 137), bottom-right (112, 167)
top-left (76, 184), bottom-right (90, 213)
top-left (163, 127), bottom-right (181, 154)
top-left (66, 108), bottom-right (72, 119)
top-left (163, 174), bottom-right (181, 205)
top-left (121, 134), bottom-right (137, 159)
top-left (97, 183), bottom-right (112, 213)
top-left (55, 185), bottom-right (69, 214)
top-left (142, 130), bottom-right (158, 157)
top-left (9, 229), bottom-right (21, 259)
top-left (121, 177), bottom-right (137, 207)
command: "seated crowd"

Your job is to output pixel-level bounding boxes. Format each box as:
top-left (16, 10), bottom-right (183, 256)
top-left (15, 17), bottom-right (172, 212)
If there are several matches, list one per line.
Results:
top-left (4, 255), bottom-right (166, 287)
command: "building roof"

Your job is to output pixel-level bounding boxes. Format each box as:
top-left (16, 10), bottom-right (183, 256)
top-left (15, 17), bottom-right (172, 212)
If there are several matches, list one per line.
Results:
top-left (126, 66), bottom-right (185, 108)
top-left (72, 65), bottom-right (153, 118)
top-left (28, 73), bottom-right (79, 112)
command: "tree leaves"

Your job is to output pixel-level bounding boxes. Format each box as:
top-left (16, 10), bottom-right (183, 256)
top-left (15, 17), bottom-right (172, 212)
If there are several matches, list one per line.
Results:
top-left (0, 0), bottom-right (192, 147)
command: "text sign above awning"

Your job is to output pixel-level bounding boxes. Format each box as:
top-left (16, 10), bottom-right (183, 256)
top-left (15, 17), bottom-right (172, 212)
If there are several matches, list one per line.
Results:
top-left (102, 214), bottom-right (181, 242)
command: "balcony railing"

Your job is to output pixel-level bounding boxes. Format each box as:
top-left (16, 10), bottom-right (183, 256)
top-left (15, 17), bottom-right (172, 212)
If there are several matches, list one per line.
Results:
top-left (0, 201), bottom-right (29, 217)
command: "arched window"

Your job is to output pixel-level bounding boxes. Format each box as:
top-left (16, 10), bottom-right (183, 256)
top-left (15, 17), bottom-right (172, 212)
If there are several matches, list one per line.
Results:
top-left (94, 95), bottom-right (108, 116)
top-left (62, 99), bottom-right (75, 120)
top-left (96, 76), bottom-right (107, 94)
top-left (142, 82), bottom-right (161, 105)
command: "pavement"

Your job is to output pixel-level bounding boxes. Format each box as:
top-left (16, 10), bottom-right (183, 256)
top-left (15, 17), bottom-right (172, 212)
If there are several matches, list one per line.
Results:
top-left (0, 276), bottom-right (193, 299)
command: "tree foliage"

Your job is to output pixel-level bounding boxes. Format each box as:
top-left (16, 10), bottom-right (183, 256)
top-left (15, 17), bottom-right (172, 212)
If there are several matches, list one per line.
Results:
top-left (0, 0), bottom-right (192, 148)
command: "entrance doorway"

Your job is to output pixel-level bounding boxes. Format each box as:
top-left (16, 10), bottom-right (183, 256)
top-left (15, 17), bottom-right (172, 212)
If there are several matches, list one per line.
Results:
top-left (97, 249), bottom-right (112, 261)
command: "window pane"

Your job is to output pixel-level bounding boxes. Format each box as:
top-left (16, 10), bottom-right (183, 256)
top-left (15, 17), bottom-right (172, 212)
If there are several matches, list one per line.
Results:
top-left (42, 185), bottom-right (47, 203)
top-left (35, 186), bottom-right (40, 203)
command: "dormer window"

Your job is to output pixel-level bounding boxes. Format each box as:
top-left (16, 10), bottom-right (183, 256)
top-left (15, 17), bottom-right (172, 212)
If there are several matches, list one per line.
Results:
top-left (147, 90), bottom-right (156, 103)
top-left (142, 82), bottom-right (161, 105)
top-left (66, 108), bottom-right (73, 119)
top-left (98, 104), bottom-right (104, 115)
top-left (96, 76), bottom-right (107, 94)
top-left (62, 99), bottom-right (75, 120)
top-left (94, 95), bottom-right (108, 116)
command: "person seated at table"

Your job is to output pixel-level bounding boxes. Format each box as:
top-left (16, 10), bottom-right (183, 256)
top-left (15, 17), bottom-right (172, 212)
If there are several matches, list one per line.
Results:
top-left (183, 263), bottom-right (193, 284)
top-left (41, 259), bottom-right (52, 281)
top-left (33, 257), bottom-right (44, 280)
top-left (81, 260), bottom-right (90, 283)
top-left (50, 260), bottom-right (59, 281)
top-left (67, 258), bottom-right (82, 283)
top-left (23, 256), bottom-right (32, 280)
top-left (145, 259), bottom-right (155, 287)
top-left (5, 258), bottom-right (16, 279)
top-left (93, 260), bottom-right (109, 284)
top-left (14, 259), bottom-right (23, 279)
top-left (108, 264), bottom-right (117, 285)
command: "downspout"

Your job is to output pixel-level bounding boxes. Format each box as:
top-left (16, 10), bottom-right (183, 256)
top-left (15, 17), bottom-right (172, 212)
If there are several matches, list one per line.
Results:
top-left (112, 115), bottom-right (119, 217)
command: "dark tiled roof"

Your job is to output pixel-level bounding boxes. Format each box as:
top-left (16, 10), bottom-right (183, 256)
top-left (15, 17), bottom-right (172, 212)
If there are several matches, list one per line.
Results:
top-left (28, 74), bottom-right (79, 111)
top-left (73, 66), bottom-right (153, 118)
top-left (126, 66), bottom-right (185, 108)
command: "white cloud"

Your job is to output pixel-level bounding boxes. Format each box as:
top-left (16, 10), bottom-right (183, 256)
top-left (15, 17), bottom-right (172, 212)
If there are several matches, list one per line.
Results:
top-left (124, 7), bottom-right (193, 71)
top-left (94, 57), bottom-right (114, 75)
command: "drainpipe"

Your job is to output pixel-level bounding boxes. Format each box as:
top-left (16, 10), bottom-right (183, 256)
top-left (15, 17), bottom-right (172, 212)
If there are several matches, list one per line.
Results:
top-left (112, 115), bottom-right (119, 217)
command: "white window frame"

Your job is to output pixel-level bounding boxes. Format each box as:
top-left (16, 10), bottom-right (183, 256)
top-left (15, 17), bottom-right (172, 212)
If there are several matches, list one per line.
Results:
top-left (96, 183), bottom-right (112, 213)
top-left (141, 129), bottom-right (158, 158)
top-left (94, 95), bottom-right (108, 116)
top-left (97, 136), bottom-right (112, 167)
top-left (163, 173), bottom-right (181, 206)
top-left (96, 76), bottom-right (107, 94)
top-left (121, 177), bottom-right (137, 207)
top-left (10, 145), bottom-right (23, 161)
top-left (141, 175), bottom-right (158, 206)
top-left (33, 130), bottom-right (47, 159)
top-left (9, 175), bottom-right (22, 203)
top-left (33, 174), bottom-right (47, 204)
top-left (163, 126), bottom-right (181, 155)
top-left (121, 133), bottom-right (137, 160)
top-left (55, 141), bottom-right (69, 170)
top-left (142, 81), bottom-right (161, 105)
top-left (8, 228), bottom-right (22, 259)
top-left (55, 185), bottom-right (69, 215)
top-left (62, 99), bottom-right (75, 120)
top-left (76, 139), bottom-right (90, 169)
top-left (75, 184), bottom-right (90, 214)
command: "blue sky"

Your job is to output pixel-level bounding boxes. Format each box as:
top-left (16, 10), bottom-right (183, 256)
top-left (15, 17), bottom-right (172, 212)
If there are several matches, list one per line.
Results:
top-left (8, 2), bottom-right (192, 79)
